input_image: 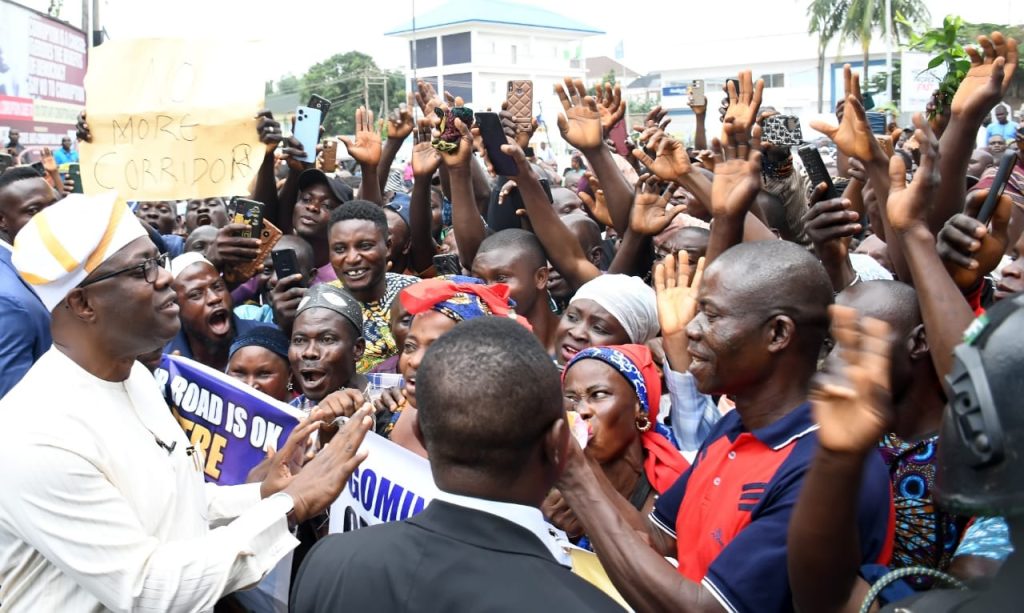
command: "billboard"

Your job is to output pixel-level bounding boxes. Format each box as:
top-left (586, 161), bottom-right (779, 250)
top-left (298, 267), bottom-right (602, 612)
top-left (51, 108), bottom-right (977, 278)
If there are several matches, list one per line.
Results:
top-left (0, 0), bottom-right (87, 148)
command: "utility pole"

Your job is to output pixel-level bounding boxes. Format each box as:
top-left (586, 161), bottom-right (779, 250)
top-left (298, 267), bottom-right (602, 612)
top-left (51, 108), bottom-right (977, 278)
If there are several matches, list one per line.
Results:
top-left (364, 70), bottom-right (370, 110)
top-left (382, 74), bottom-right (388, 119)
top-left (91, 0), bottom-right (101, 46)
top-left (81, 0), bottom-right (89, 45)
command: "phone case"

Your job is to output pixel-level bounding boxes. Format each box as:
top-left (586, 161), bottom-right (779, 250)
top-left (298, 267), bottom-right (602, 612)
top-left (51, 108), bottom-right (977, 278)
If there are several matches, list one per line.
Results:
top-left (225, 219), bottom-right (283, 284)
top-left (475, 112), bottom-right (519, 176)
top-left (763, 115), bottom-right (803, 146)
top-left (797, 145), bottom-right (837, 200)
top-left (432, 253), bottom-right (461, 276)
top-left (272, 248), bottom-right (301, 280)
top-left (231, 199), bottom-right (264, 239)
top-left (506, 80), bottom-right (533, 133)
top-left (68, 163), bottom-right (83, 193)
top-left (322, 140), bottom-right (338, 172)
top-left (689, 80), bottom-right (706, 107)
top-left (293, 106), bottom-right (322, 162)
top-left (308, 95), bottom-right (331, 125)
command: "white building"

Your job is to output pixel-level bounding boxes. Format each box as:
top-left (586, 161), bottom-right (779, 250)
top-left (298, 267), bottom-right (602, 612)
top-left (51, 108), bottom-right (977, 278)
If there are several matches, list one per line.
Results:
top-left (384, 0), bottom-right (603, 156)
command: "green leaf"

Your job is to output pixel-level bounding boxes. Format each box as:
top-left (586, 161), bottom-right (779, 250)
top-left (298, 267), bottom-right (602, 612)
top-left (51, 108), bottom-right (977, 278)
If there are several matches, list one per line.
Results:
top-left (927, 55), bottom-right (946, 70)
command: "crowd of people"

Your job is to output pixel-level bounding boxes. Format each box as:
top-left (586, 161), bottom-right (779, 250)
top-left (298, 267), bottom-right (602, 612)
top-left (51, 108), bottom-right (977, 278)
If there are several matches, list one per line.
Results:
top-left (0, 28), bottom-right (1022, 613)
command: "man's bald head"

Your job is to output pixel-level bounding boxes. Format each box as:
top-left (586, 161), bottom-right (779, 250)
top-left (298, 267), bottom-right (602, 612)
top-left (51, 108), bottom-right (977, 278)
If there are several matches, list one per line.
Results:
top-left (563, 213), bottom-right (602, 258)
top-left (837, 280), bottom-right (920, 338)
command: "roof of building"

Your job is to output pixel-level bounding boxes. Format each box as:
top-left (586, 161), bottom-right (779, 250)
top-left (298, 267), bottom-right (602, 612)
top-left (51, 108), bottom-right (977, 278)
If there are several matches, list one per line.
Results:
top-left (627, 73), bottom-right (661, 90)
top-left (385, 0), bottom-right (604, 36)
top-left (583, 56), bottom-right (640, 81)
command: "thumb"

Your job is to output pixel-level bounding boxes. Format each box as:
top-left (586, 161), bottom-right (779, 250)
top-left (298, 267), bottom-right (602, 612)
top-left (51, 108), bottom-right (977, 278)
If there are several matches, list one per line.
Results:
top-left (809, 119), bottom-right (838, 139)
top-left (963, 190), bottom-right (987, 219)
top-left (888, 154), bottom-right (907, 192)
top-left (338, 135), bottom-right (354, 149)
top-left (666, 204), bottom-right (688, 222)
top-left (632, 148), bottom-right (656, 168)
top-left (991, 56), bottom-right (1006, 88)
top-left (265, 447), bottom-right (277, 461)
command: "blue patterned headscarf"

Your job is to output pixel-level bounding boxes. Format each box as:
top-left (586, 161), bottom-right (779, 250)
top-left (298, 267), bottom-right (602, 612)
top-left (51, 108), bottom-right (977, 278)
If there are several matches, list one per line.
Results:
top-left (567, 346), bottom-right (653, 414)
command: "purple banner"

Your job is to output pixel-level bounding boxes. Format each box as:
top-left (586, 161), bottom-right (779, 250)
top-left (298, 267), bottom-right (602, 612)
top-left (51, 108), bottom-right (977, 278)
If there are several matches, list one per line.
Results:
top-left (154, 354), bottom-right (303, 485)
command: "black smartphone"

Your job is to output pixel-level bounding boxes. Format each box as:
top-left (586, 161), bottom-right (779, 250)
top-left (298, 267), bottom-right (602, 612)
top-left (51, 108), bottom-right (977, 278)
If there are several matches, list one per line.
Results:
top-left (308, 94), bottom-right (331, 126)
top-left (433, 253), bottom-right (461, 276)
top-left (68, 162), bottom-right (83, 193)
top-left (475, 111), bottom-right (519, 176)
top-left (30, 161), bottom-right (45, 176)
top-left (0, 152), bottom-right (13, 175)
top-left (725, 78), bottom-right (740, 95)
top-left (797, 144), bottom-right (838, 200)
top-left (271, 248), bottom-right (303, 284)
top-left (230, 197), bottom-right (264, 239)
top-left (978, 153), bottom-right (1017, 225)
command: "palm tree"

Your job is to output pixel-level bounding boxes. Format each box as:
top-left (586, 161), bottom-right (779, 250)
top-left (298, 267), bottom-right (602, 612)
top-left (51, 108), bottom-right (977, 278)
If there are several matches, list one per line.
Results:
top-left (808, 0), bottom-right (849, 112)
top-left (843, 0), bottom-right (930, 82)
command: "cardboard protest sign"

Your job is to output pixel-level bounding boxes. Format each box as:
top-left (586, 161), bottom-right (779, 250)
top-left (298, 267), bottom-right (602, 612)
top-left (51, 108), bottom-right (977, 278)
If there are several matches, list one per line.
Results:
top-left (154, 354), bottom-right (303, 485)
top-left (79, 38), bottom-right (265, 200)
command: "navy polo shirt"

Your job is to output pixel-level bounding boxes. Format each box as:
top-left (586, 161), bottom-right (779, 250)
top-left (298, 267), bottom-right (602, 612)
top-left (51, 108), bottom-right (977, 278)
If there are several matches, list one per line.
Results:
top-left (650, 402), bottom-right (894, 613)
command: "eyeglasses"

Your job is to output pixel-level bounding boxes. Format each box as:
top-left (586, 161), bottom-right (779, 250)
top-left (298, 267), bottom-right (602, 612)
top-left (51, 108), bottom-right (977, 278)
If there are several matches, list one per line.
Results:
top-left (79, 253), bottom-right (170, 288)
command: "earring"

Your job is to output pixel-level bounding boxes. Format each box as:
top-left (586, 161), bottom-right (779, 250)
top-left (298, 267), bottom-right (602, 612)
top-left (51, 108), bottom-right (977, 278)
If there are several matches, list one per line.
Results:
top-left (287, 381), bottom-right (294, 392)
top-left (636, 414), bottom-right (652, 433)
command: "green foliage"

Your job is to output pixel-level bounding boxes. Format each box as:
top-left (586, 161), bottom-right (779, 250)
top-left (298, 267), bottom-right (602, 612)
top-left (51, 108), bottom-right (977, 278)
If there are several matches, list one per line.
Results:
top-left (631, 98), bottom-right (656, 116)
top-left (865, 60), bottom-right (902, 104)
top-left (842, 0), bottom-right (929, 80)
top-left (279, 51), bottom-right (406, 136)
top-left (601, 70), bottom-right (617, 87)
top-left (901, 15), bottom-right (973, 118)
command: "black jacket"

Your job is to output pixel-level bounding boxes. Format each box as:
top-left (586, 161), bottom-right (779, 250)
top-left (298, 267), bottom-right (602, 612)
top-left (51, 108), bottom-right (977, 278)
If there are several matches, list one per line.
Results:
top-left (289, 500), bottom-right (624, 612)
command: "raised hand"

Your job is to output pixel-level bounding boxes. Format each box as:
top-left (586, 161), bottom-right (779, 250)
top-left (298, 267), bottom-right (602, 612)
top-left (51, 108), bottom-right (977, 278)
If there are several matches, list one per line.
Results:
top-left (76, 111), bottom-right (92, 143)
top-left (578, 172), bottom-right (613, 226)
top-left (630, 173), bottom-right (685, 235)
top-left (40, 148), bottom-right (57, 173)
top-left (632, 130), bottom-right (692, 183)
top-left (555, 77), bottom-right (603, 152)
top-left (386, 94), bottom-right (416, 140)
top-left (438, 117), bottom-right (474, 171)
top-left (810, 65), bottom-right (880, 162)
top-left (937, 190), bottom-right (1013, 290)
top-left (414, 79), bottom-right (444, 121)
top-left (411, 118), bottom-right (441, 178)
top-left (802, 183), bottom-right (862, 249)
top-left (498, 102), bottom-right (538, 149)
top-left (886, 114), bottom-right (940, 234)
top-left (593, 81), bottom-right (625, 134)
top-left (722, 70), bottom-right (764, 145)
top-left (811, 305), bottom-right (893, 455)
top-left (279, 135), bottom-right (313, 172)
top-left (632, 105), bottom-right (671, 133)
top-left (278, 407), bottom-right (373, 522)
top-left (339, 106), bottom-right (382, 167)
top-left (951, 32), bottom-right (1019, 119)
top-left (256, 109), bottom-right (283, 153)
top-left (654, 251), bottom-right (705, 338)
top-left (709, 122), bottom-right (763, 219)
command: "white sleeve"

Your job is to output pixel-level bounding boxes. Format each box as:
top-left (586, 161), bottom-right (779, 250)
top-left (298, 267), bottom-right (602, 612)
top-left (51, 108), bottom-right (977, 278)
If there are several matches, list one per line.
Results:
top-left (4, 444), bottom-right (298, 613)
top-left (664, 367), bottom-right (721, 454)
top-left (205, 482), bottom-right (263, 527)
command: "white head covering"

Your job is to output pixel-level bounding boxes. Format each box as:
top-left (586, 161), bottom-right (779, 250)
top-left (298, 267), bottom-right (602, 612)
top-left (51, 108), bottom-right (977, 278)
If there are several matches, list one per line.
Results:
top-left (569, 274), bottom-right (659, 343)
top-left (170, 252), bottom-right (214, 279)
top-left (13, 192), bottom-right (147, 312)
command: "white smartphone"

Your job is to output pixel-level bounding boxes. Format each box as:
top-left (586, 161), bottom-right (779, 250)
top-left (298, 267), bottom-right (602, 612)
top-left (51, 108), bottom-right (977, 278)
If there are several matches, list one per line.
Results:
top-left (293, 105), bottom-right (323, 162)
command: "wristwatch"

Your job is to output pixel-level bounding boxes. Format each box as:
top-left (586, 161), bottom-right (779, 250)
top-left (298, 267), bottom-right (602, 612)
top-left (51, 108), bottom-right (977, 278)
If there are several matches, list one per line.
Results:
top-left (269, 492), bottom-right (298, 531)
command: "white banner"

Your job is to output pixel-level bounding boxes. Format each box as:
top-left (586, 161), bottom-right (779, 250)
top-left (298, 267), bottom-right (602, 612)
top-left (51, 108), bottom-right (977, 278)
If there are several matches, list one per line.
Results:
top-left (901, 51), bottom-right (942, 115)
top-left (329, 430), bottom-right (439, 533)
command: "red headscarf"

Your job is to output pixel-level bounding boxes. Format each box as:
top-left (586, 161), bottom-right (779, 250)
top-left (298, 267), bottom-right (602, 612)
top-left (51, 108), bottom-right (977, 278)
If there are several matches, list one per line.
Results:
top-left (563, 344), bottom-right (689, 493)
top-left (400, 276), bottom-right (532, 330)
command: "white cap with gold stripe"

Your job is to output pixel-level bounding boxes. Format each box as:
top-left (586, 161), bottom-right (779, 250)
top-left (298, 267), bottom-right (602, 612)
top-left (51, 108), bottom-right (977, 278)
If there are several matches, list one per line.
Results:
top-left (13, 192), bottom-right (148, 312)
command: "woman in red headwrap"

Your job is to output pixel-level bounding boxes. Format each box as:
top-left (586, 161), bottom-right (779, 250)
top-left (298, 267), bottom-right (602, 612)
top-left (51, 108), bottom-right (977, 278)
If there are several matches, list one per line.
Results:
top-left (377, 275), bottom-right (531, 457)
top-left (546, 344), bottom-right (688, 546)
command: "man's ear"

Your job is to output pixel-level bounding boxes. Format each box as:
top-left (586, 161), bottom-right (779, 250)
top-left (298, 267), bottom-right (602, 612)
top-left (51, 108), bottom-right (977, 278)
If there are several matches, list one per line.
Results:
top-left (907, 323), bottom-right (929, 361)
top-left (587, 246), bottom-right (602, 268)
top-left (353, 336), bottom-right (366, 361)
top-left (64, 287), bottom-right (98, 322)
top-left (0, 210), bottom-right (9, 236)
top-left (544, 417), bottom-right (570, 478)
top-left (765, 314), bottom-right (796, 353)
top-left (534, 265), bottom-right (549, 291)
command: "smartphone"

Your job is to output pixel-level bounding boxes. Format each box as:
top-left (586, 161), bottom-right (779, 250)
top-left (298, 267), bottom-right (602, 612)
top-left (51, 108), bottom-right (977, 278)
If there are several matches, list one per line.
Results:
top-left (271, 248), bottom-right (303, 284)
top-left (797, 144), bottom-right (838, 200)
top-left (0, 152), bottom-right (13, 174)
top-left (475, 112), bottom-right (519, 176)
top-left (762, 115), bottom-right (803, 146)
top-left (977, 153), bottom-right (1017, 224)
top-left (68, 162), bottom-right (83, 193)
top-left (506, 80), bottom-right (534, 133)
top-left (322, 139), bottom-right (338, 173)
top-left (433, 253), bottom-right (461, 276)
top-left (308, 94), bottom-right (331, 125)
top-left (689, 80), bottom-right (706, 107)
top-left (725, 78), bottom-right (740, 95)
top-left (293, 105), bottom-right (323, 163)
top-left (230, 197), bottom-right (264, 239)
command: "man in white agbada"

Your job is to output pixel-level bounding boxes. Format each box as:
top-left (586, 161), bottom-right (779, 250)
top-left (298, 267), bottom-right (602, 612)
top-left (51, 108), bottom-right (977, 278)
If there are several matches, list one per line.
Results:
top-left (0, 192), bottom-right (373, 612)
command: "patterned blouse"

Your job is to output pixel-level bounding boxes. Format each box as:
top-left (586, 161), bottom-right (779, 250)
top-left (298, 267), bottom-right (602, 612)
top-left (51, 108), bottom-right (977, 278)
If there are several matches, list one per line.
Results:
top-left (330, 272), bottom-right (418, 374)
